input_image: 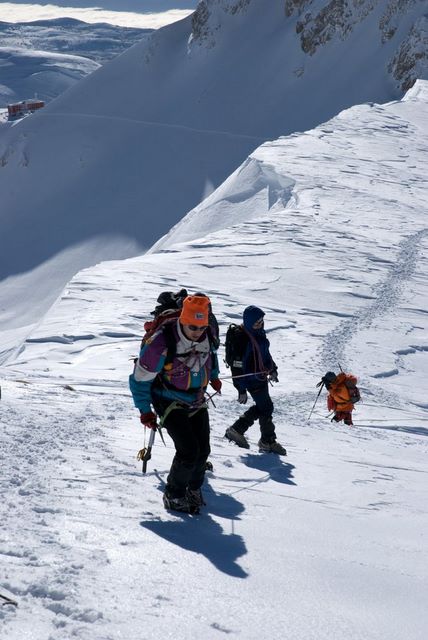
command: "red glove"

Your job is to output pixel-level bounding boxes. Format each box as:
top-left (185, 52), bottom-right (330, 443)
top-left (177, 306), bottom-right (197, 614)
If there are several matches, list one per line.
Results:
top-left (140, 411), bottom-right (157, 428)
top-left (210, 379), bottom-right (222, 394)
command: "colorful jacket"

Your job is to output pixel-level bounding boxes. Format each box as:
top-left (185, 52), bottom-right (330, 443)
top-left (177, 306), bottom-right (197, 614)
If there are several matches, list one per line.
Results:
top-left (129, 320), bottom-right (219, 413)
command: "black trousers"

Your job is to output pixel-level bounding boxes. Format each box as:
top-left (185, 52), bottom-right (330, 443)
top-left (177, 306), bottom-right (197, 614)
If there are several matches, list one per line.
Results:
top-left (154, 398), bottom-right (211, 498)
top-left (231, 382), bottom-right (276, 443)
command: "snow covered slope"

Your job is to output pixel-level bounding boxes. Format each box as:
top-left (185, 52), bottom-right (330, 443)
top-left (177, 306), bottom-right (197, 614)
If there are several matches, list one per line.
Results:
top-left (0, 81), bottom-right (426, 640)
top-left (1, 0), bottom-right (427, 345)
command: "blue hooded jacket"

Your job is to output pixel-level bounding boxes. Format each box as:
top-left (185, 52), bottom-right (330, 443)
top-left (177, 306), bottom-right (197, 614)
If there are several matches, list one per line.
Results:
top-left (238, 306), bottom-right (275, 391)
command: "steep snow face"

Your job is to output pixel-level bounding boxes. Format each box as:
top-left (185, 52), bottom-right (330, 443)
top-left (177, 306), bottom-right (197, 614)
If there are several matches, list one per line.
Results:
top-left (0, 0), bottom-right (427, 341)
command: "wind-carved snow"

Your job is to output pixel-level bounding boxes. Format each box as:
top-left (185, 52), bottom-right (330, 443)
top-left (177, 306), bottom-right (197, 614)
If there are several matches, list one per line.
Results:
top-left (150, 157), bottom-right (295, 251)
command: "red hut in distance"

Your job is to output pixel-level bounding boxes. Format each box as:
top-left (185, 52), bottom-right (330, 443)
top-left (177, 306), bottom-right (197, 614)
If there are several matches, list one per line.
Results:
top-left (7, 98), bottom-right (45, 119)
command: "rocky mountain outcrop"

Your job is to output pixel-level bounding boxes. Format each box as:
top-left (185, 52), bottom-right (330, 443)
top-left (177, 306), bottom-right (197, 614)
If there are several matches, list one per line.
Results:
top-left (190, 0), bottom-right (251, 47)
top-left (284, 0), bottom-right (427, 90)
top-left (388, 15), bottom-right (428, 90)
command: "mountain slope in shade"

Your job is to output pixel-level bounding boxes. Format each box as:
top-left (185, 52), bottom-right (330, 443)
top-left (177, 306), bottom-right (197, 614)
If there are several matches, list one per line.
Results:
top-left (0, 81), bottom-right (426, 640)
top-left (0, 0), bottom-right (427, 344)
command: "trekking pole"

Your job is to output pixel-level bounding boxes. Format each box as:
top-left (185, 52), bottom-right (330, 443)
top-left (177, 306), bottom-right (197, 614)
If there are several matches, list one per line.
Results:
top-left (308, 382), bottom-right (324, 421)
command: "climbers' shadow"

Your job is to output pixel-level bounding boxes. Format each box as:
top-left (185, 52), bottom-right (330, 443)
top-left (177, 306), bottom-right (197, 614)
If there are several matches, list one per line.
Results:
top-left (243, 454), bottom-right (296, 486)
top-left (141, 478), bottom-right (248, 578)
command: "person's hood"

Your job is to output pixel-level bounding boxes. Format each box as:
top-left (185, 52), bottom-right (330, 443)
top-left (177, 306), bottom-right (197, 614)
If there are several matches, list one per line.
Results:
top-left (243, 306), bottom-right (265, 332)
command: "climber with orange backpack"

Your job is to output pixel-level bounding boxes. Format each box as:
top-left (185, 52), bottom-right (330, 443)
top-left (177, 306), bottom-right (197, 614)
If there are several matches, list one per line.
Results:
top-left (316, 370), bottom-right (361, 426)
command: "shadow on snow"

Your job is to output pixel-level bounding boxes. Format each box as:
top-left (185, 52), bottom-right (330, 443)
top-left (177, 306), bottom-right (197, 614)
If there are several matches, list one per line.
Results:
top-left (141, 481), bottom-right (248, 579)
top-left (243, 454), bottom-right (296, 486)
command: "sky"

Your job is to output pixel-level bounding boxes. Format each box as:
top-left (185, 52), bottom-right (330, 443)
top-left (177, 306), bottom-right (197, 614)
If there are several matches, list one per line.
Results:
top-left (0, 79), bottom-right (427, 640)
top-left (0, 2), bottom-right (195, 28)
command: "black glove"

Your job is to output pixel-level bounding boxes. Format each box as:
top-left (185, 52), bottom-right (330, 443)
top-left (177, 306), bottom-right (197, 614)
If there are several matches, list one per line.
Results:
top-left (269, 369), bottom-right (279, 383)
top-left (238, 391), bottom-right (248, 404)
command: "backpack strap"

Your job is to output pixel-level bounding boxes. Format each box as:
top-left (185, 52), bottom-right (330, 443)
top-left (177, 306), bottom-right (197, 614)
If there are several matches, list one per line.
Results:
top-left (161, 322), bottom-right (177, 366)
top-left (162, 321), bottom-right (218, 371)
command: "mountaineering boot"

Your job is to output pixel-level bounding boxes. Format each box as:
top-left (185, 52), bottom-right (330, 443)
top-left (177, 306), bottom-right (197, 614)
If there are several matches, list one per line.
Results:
top-left (186, 487), bottom-right (205, 509)
top-left (163, 492), bottom-right (193, 513)
top-left (225, 427), bottom-right (250, 449)
top-left (258, 439), bottom-right (287, 456)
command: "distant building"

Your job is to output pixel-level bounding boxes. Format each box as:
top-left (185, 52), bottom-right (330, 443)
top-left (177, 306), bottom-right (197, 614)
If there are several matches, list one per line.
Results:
top-left (7, 99), bottom-right (45, 119)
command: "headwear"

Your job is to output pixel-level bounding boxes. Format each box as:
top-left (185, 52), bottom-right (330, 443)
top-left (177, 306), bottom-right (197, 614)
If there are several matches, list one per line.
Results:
top-left (321, 371), bottom-right (337, 389)
top-left (180, 295), bottom-right (210, 327)
top-left (243, 305), bottom-right (265, 331)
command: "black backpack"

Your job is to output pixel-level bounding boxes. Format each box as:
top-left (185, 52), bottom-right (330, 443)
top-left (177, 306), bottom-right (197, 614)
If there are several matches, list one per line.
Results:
top-left (225, 324), bottom-right (248, 370)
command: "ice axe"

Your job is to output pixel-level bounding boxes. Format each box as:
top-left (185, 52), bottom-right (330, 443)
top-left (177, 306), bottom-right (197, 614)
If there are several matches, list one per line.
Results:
top-left (137, 424), bottom-right (166, 473)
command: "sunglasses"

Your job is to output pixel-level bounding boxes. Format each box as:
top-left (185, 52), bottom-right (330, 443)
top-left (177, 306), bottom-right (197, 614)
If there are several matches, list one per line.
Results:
top-left (187, 325), bottom-right (208, 332)
top-left (253, 318), bottom-right (264, 328)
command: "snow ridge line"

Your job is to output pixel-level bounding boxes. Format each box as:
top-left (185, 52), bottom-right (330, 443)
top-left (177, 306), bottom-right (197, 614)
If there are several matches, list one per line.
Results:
top-left (320, 227), bottom-right (428, 372)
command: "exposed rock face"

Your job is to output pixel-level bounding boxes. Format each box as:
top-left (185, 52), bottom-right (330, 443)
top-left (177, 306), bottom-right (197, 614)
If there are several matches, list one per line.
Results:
top-left (388, 17), bottom-right (428, 91)
top-left (190, 0), bottom-right (251, 48)
top-left (284, 0), bottom-right (427, 90)
top-left (191, 0), bottom-right (427, 89)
